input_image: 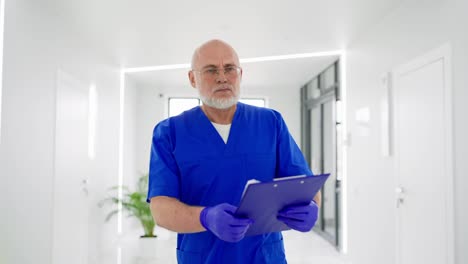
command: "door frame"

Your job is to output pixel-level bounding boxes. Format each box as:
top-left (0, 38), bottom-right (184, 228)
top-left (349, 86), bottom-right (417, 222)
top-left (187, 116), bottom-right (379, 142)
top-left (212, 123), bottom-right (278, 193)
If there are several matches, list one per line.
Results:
top-left (392, 43), bottom-right (454, 264)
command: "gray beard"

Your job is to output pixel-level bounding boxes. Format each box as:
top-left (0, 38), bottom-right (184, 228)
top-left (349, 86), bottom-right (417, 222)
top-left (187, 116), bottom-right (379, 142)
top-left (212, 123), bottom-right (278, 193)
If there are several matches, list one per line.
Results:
top-left (199, 93), bottom-right (240, 109)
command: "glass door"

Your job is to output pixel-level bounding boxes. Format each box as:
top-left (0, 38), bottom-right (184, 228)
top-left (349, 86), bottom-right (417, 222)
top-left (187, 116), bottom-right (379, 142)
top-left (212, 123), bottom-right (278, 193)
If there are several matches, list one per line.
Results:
top-left (301, 61), bottom-right (341, 248)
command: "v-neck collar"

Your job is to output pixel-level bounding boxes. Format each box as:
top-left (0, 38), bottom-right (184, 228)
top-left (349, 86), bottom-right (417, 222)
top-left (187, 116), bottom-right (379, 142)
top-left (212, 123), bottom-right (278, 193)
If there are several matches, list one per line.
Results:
top-left (196, 103), bottom-right (243, 154)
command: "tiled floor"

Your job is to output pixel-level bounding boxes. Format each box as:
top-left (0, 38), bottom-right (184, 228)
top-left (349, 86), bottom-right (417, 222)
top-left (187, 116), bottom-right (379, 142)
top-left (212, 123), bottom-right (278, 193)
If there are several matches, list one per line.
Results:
top-left (126, 226), bottom-right (350, 264)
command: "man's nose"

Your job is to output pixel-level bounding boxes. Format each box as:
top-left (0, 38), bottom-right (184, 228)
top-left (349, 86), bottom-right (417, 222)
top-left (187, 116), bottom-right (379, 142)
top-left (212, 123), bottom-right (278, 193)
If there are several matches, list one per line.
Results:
top-left (216, 70), bottom-right (228, 82)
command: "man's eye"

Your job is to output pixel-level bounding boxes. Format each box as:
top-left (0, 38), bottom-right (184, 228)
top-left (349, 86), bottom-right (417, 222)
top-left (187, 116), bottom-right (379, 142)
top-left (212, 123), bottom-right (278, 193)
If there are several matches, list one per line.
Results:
top-left (225, 67), bottom-right (236, 73)
top-left (205, 69), bottom-right (218, 74)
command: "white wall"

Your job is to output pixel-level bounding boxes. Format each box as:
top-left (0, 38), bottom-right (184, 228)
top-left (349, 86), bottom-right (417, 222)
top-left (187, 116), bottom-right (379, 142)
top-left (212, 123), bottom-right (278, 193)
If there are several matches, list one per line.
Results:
top-left (123, 77), bottom-right (138, 189)
top-left (119, 76), bottom-right (147, 263)
top-left (135, 84), bottom-right (167, 175)
top-left (345, 0), bottom-right (467, 263)
top-left (0, 1), bottom-right (121, 264)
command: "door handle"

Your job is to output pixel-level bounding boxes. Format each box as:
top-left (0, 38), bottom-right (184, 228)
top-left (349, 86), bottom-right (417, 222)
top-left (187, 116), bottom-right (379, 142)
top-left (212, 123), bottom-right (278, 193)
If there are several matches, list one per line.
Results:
top-left (395, 186), bottom-right (405, 208)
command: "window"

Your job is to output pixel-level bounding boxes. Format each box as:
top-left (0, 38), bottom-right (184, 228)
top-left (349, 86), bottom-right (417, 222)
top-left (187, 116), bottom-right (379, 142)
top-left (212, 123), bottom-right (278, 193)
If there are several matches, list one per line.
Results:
top-left (168, 97), bottom-right (266, 118)
top-left (168, 98), bottom-right (201, 117)
top-left (239, 98), bottom-right (266, 108)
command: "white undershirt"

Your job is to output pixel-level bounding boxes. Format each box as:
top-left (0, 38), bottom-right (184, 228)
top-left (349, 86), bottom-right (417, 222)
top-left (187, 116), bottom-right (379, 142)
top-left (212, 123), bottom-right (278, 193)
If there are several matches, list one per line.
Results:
top-left (211, 122), bottom-right (231, 144)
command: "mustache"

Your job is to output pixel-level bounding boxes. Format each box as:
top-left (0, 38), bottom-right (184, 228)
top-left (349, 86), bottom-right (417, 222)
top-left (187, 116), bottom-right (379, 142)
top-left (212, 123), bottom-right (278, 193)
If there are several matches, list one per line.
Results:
top-left (213, 85), bottom-right (234, 92)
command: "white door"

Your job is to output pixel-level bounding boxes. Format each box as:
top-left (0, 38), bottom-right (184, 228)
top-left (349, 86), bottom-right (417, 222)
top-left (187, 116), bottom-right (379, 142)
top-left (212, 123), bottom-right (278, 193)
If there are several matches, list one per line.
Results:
top-left (52, 70), bottom-right (90, 264)
top-left (393, 45), bottom-right (454, 264)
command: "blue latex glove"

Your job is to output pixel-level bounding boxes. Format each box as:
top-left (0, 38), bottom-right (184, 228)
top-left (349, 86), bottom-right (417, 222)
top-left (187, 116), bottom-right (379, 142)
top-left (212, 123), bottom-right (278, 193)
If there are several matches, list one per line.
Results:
top-left (277, 201), bottom-right (319, 232)
top-left (200, 203), bottom-right (254, 243)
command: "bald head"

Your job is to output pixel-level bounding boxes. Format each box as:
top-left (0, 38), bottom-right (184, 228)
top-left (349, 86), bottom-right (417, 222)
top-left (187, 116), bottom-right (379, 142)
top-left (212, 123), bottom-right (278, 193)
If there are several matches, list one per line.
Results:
top-left (191, 39), bottom-right (240, 70)
top-left (188, 39), bottom-right (242, 111)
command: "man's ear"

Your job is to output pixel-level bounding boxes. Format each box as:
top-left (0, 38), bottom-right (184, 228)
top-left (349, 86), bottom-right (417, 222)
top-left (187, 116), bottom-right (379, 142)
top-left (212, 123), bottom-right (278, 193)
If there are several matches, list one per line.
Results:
top-left (188, 71), bottom-right (197, 88)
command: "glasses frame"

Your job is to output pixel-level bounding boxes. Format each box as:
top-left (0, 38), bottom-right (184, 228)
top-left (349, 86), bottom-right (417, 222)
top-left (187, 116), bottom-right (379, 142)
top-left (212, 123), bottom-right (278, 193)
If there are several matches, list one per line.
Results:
top-left (192, 65), bottom-right (242, 79)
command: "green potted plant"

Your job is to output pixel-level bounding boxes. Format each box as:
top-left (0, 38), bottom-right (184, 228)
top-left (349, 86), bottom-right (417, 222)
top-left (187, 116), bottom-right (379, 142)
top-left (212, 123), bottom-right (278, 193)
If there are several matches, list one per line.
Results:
top-left (99, 173), bottom-right (156, 238)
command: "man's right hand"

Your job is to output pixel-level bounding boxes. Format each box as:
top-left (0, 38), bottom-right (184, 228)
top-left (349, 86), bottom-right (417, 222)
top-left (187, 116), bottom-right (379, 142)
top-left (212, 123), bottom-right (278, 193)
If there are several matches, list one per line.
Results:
top-left (200, 203), bottom-right (253, 243)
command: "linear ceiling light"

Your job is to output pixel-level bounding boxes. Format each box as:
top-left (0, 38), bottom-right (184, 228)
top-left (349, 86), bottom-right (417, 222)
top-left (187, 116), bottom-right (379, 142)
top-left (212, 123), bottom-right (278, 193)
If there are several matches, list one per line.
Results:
top-left (123, 50), bottom-right (343, 73)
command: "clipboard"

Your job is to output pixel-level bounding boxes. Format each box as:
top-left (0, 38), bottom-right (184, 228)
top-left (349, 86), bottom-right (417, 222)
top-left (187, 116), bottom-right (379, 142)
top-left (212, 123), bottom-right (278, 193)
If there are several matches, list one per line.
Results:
top-left (234, 173), bottom-right (330, 236)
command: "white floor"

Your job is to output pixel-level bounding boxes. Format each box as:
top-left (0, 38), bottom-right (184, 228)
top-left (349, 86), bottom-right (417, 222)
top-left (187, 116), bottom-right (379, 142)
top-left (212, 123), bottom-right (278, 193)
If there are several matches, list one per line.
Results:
top-left (124, 226), bottom-right (350, 264)
top-left (283, 231), bottom-right (350, 264)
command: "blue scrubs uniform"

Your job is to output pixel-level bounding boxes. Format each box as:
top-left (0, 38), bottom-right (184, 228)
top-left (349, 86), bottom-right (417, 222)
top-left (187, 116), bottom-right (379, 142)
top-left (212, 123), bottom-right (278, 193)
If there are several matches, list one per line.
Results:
top-left (148, 102), bottom-right (312, 264)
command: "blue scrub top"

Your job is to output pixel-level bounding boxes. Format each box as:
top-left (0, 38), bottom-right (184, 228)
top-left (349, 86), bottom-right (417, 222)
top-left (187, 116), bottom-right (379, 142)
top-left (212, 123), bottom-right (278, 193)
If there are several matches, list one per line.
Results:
top-left (148, 102), bottom-right (312, 264)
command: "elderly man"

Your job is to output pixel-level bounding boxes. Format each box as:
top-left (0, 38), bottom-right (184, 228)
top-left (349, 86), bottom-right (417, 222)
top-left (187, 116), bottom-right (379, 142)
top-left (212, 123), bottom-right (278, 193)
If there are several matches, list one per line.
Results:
top-left (147, 39), bottom-right (320, 264)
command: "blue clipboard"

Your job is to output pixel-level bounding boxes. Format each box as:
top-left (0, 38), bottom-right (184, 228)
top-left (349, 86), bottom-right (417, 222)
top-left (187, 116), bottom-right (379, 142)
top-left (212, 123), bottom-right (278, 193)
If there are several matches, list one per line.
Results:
top-left (234, 173), bottom-right (330, 236)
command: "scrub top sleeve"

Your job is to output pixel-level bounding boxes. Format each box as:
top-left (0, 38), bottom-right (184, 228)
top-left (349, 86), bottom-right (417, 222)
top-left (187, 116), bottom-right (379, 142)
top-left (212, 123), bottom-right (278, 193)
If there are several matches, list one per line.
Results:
top-left (274, 111), bottom-right (313, 178)
top-left (147, 119), bottom-right (180, 202)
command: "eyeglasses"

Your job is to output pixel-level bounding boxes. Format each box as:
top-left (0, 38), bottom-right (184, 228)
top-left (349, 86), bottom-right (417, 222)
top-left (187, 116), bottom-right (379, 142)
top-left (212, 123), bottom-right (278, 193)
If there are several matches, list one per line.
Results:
top-left (192, 65), bottom-right (242, 79)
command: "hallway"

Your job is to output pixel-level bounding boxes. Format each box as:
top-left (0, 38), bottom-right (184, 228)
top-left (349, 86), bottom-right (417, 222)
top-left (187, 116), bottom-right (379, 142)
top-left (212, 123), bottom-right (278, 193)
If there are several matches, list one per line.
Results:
top-left (2, 1), bottom-right (467, 264)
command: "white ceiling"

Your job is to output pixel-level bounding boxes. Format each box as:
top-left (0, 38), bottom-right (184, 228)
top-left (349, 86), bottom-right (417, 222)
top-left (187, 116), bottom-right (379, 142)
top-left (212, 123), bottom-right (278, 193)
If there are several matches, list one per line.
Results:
top-left (53, 0), bottom-right (403, 89)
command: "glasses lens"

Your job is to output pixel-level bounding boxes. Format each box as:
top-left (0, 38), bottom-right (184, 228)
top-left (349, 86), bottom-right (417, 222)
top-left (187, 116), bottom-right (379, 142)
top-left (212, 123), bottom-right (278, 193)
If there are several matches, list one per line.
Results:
top-left (201, 66), bottom-right (240, 78)
top-left (202, 68), bottom-right (218, 77)
top-left (224, 66), bottom-right (239, 77)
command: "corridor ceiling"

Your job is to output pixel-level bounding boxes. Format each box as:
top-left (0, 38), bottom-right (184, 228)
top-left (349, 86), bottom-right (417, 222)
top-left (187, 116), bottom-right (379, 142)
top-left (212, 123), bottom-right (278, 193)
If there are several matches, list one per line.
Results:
top-left (52, 0), bottom-right (403, 89)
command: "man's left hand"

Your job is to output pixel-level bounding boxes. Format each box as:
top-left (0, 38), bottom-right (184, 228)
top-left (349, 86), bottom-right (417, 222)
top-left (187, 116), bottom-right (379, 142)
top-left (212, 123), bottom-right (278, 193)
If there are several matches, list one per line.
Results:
top-left (277, 201), bottom-right (319, 232)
